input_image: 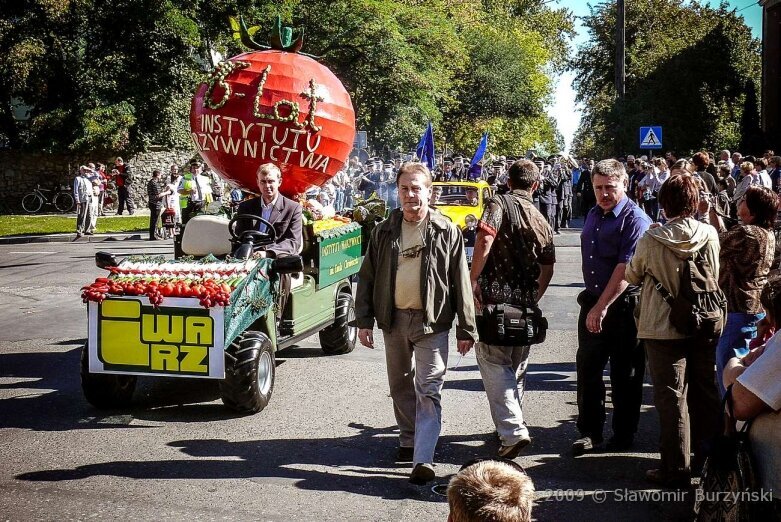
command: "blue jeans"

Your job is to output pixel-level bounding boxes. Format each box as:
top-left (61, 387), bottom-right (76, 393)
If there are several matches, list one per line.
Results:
top-left (716, 311), bottom-right (764, 397)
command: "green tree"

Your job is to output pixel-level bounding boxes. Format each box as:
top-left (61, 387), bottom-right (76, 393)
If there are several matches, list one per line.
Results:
top-left (0, 0), bottom-right (571, 157)
top-left (570, 0), bottom-right (761, 158)
top-left (444, 1), bottom-right (573, 155)
top-left (0, 0), bottom-right (203, 153)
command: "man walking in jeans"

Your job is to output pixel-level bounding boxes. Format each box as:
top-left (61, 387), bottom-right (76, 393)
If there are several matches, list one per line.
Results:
top-left (355, 162), bottom-right (477, 485)
top-left (573, 159), bottom-right (651, 456)
top-left (469, 159), bottom-right (555, 458)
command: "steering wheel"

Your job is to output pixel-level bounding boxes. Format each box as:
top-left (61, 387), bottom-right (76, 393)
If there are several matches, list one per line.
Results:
top-left (228, 214), bottom-right (277, 246)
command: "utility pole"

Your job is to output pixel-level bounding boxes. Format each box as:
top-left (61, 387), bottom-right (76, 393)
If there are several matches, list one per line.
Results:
top-left (615, 0), bottom-right (626, 156)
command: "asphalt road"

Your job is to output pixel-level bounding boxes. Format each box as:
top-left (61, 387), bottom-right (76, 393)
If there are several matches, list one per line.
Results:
top-left (0, 232), bottom-right (695, 521)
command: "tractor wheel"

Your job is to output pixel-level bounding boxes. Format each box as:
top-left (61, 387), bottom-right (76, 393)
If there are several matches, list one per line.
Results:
top-left (80, 345), bottom-right (136, 409)
top-left (219, 331), bottom-right (275, 414)
top-left (319, 292), bottom-right (357, 355)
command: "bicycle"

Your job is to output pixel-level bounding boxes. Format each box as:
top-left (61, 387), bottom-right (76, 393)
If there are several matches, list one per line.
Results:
top-left (21, 183), bottom-right (75, 214)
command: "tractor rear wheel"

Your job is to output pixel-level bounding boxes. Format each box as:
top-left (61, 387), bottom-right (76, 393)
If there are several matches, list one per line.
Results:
top-left (319, 293), bottom-right (357, 355)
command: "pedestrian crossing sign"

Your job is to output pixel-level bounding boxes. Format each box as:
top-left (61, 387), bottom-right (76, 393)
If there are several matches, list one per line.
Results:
top-left (639, 126), bottom-right (663, 149)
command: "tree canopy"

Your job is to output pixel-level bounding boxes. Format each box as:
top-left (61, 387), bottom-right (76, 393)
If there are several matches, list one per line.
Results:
top-left (0, 0), bottom-right (573, 156)
top-left (569, 0), bottom-right (761, 158)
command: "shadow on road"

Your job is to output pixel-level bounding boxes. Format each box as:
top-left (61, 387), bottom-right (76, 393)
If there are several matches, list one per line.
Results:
top-left (0, 342), bottom-right (251, 430)
top-left (14, 422), bottom-right (497, 503)
top-left (0, 343), bottom-right (152, 431)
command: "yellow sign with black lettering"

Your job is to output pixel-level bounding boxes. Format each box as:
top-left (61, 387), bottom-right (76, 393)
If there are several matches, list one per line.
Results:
top-left (87, 297), bottom-right (225, 379)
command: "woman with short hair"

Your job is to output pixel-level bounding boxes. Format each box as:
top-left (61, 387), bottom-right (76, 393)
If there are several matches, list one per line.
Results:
top-left (626, 174), bottom-right (722, 488)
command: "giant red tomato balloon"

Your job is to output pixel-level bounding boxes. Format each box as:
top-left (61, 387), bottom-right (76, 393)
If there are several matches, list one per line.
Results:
top-left (190, 50), bottom-right (355, 197)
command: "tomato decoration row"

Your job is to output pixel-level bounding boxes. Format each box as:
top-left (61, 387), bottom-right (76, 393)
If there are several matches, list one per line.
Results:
top-left (82, 259), bottom-right (262, 309)
top-left (81, 276), bottom-right (240, 308)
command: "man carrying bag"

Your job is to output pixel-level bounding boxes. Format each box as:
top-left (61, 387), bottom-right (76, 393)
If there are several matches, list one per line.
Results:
top-left (469, 159), bottom-right (556, 459)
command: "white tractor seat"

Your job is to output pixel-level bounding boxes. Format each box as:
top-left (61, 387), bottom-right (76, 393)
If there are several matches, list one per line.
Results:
top-left (180, 215), bottom-right (232, 257)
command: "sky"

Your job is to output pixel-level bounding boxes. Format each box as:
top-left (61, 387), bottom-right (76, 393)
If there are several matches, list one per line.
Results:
top-left (547, 0), bottom-right (764, 153)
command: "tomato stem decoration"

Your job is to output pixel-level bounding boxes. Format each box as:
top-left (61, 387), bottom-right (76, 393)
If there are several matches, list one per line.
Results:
top-left (191, 14), bottom-right (356, 197)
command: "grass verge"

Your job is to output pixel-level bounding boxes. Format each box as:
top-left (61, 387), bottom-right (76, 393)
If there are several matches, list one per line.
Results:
top-left (0, 215), bottom-right (148, 237)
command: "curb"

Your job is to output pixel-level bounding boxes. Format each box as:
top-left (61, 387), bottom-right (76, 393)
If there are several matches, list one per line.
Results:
top-left (0, 233), bottom-right (145, 245)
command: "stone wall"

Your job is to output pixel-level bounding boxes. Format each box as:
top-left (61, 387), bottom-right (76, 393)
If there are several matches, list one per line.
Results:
top-left (0, 149), bottom-right (196, 212)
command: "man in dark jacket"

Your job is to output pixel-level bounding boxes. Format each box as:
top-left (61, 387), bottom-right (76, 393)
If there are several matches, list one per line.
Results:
top-left (355, 162), bottom-right (477, 485)
top-left (115, 157), bottom-right (135, 215)
top-left (576, 160), bottom-right (595, 216)
top-left (146, 169), bottom-right (166, 240)
top-left (537, 162), bottom-right (559, 229)
top-left (235, 163), bottom-right (303, 318)
top-left (235, 163), bottom-right (302, 258)
top-left (555, 163), bottom-right (573, 231)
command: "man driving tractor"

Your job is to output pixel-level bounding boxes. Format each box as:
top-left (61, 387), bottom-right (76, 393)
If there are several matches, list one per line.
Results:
top-left (235, 163), bottom-right (303, 258)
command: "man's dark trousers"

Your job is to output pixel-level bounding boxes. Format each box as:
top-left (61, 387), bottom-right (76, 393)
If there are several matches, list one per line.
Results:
top-left (118, 186), bottom-right (135, 215)
top-left (539, 201), bottom-right (557, 229)
top-left (148, 203), bottom-right (161, 240)
top-left (576, 290), bottom-right (645, 443)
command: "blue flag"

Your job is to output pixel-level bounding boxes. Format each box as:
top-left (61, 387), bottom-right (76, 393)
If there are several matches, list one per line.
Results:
top-left (415, 122), bottom-right (436, 171)
top-left (467, 132), bottom-right (488, 180)
top-left (470, 132), bottom-right (488, 168)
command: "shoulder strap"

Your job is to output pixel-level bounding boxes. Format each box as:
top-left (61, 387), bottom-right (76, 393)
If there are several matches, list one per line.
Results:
top-left (649, 273), bottom-right (675, 305)
top-left (496, 194), bottom-right (532, 259)
top-left (650, 249), bottom-right (695, 305)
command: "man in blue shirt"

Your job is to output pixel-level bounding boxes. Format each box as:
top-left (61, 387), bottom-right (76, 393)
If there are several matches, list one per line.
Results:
top-left (573, 159), bottom-right (651, 456)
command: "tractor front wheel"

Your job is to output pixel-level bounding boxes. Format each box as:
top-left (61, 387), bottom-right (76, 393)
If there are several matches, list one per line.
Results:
top-left (219, 331), bottom-right (275, 414)
top-left (80, 345), bottom-right (137, 409)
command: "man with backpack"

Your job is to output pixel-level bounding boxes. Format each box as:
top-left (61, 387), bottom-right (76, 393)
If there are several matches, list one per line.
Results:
top-left (625, 174), bottom-right (723, 488)
top-left (469, 159), bottom-right (555, 458)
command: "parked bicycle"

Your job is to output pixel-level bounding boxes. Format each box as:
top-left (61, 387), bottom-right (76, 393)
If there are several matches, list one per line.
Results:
top-left (21, 183), bottom-right (75, 214)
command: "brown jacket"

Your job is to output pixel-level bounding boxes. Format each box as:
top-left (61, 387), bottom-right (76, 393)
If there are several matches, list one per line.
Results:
top-left (355, 208), bottom-right (478, 341)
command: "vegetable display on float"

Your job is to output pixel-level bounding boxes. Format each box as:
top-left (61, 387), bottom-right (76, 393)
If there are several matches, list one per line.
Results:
top-left (81, 259), bottom-right (261, 309)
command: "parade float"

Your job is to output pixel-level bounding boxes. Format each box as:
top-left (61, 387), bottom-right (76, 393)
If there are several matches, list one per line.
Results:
top-left (80, 16), bottom-right (366, 414)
